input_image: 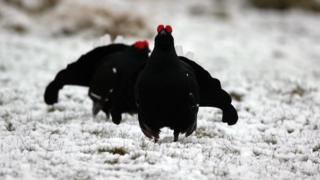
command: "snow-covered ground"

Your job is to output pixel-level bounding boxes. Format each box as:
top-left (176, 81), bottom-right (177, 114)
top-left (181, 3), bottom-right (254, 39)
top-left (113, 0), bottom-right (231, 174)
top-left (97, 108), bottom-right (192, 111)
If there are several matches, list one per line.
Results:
top-left (0, 0), bottom-right (320, 179)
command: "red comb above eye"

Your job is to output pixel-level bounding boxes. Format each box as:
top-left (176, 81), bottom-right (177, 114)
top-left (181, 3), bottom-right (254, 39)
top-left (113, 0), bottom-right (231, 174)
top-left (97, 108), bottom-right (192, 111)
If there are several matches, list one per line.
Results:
top-left (134, 41), bottom-right (144, 49)
top-left (165, 25), bottom-right (172, 33)
top-left (157, 24), bottom-right (164, 33)
top-left (133, 40), bottom-right (149, 49)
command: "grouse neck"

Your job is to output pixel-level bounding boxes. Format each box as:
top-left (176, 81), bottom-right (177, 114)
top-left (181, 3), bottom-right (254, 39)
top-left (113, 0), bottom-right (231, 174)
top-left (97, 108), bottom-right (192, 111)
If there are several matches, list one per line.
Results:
top-left (149, 46), bottom-right (178, 66)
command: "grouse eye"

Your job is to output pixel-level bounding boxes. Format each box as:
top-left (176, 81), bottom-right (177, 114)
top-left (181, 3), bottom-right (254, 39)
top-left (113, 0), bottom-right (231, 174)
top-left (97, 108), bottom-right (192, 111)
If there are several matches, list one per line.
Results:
top-left (165, 25), bottom-right (172, 33)
top-left (157, 24), bottom-right (164, 33)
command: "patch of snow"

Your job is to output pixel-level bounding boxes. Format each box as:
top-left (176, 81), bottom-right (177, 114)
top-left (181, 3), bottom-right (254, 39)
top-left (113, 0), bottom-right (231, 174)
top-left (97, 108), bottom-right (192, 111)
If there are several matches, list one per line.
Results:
top-left (0, 0), bottom-right (320, 179)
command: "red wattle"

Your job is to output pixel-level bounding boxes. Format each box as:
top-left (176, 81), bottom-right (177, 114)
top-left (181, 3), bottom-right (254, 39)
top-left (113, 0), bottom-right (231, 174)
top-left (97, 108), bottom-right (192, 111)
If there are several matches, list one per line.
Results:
top-left (134, 41), bottom-right (144, 49)
top-left (165, 25), bottom-right (172, 33)
top-left (134, 40), bottom-right (149, 49)
top-left (157, 24), bottom-right (164, 33)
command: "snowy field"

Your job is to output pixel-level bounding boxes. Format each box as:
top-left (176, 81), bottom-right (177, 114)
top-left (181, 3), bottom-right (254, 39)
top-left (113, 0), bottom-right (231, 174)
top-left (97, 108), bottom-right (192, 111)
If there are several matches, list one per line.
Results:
top-left (0, 0), bottom-right (320, 179)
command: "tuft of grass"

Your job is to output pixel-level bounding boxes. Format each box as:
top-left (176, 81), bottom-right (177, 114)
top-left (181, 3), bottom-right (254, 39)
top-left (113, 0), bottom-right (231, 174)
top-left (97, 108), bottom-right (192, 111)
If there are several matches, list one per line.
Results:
top-left (108, 147), bottom-right (128, 155)
top-left (287, 129), bottom-right (294, 134)
top-left (47, 106), bottom-right (55, 112)
top-left (104, 158), bottom-right (119, 164)
top-left (312, 144), bottom-right (320, 152)
top-left (5, 23), bottom-right (28, 34)
top-left (222, 145), bottom-right (241, 155)
top-left (195, 127), bottom-right (221, 138)
top-left (130, 152), bottom-right (143, 160)
top-left (139, 138), bottom-right (149, 150)
top-left (230, 92), bottom-right (244, 102)
top-left (290, 85), bottom-right (305, 97)
top-left (263, 135), bottom-right (278, 145)
top-left (86, 128), bottom-right (114, 138)
top-left (50, 130), bottom-right (60, 135)
top-left (97, 147), bottom-right (109, 154)
top-left (5, 121), bottom-right (15, 132)
top-left (253, 149), bottom-right (262, 156)
top-left (90, 130), bottom-right (102, 137)
top-left (47, 105), bottom-right (65, 113)
top-left (98, 147), bottom-right (128, 156)
top-left (22, 145), bottom-right (36, 152)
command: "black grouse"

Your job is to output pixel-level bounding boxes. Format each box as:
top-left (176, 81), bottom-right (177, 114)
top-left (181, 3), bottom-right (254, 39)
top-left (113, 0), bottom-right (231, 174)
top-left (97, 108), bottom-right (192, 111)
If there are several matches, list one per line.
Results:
top-left (44, 31), bottom-right (237, 127)
top-left (44, 43), bottom-right (128, 105)
top-left (89, 41), bottom-right (149, 124)
top-left (135, 25), bottom-right (200, 142)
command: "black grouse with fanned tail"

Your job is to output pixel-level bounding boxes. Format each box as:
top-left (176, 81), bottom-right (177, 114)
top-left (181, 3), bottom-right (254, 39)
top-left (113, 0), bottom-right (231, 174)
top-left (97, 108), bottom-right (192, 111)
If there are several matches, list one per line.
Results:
top-left (135, 25), bottom-right (200, 142)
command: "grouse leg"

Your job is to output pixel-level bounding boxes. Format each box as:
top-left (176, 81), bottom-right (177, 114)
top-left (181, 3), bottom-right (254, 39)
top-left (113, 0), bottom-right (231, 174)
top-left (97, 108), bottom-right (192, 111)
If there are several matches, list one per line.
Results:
top-left (173, 131), bottom-right (179, 142)
top-left (111, 109), bottom-right (122, 125)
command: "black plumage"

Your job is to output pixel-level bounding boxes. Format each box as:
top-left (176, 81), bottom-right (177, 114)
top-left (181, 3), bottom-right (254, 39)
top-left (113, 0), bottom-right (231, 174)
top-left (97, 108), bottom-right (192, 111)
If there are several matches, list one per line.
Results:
top-left (135, 25), bottom-right (200, 142)
top-left (44, 43), bottom-right (128, 105)
top-left (88, 41), bottom-right (149, 124)
top-left (43, 27), bottom-right (237, 131)
top-left (178, 56), bottom-right (238, 125)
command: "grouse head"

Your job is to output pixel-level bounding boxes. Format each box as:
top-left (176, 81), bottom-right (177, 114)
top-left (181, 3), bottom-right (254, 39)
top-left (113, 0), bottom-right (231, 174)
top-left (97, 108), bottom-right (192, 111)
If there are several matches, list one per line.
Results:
top-left (133, 40), bottom-right (150, 55)
top-left (155, 24), bottom-right (174, 50)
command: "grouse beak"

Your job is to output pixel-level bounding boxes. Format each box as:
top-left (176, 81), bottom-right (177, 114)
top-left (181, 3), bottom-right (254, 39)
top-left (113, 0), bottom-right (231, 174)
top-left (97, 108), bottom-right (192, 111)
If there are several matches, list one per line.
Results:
top-left (159, 29), bottom-right (167, 36)
top-left (92, 101), bottom-right (103, 116)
